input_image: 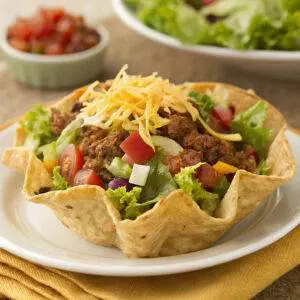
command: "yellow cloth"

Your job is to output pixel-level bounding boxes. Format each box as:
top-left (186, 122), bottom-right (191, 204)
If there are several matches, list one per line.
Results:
top-left (0, 227), bottom-right (298, 300)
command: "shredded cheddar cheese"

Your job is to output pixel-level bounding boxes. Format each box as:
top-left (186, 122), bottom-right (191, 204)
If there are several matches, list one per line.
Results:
top-left (78, 65), bottom-right (242, 148)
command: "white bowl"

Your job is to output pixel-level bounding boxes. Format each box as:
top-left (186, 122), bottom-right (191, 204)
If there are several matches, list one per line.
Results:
top-left (1, 26), bottom-right (109, 88)
top-left (113, 0), bottom-right (300, 80)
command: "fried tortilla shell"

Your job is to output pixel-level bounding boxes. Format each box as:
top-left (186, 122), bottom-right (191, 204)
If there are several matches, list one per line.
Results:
top-left (1, 87), bottom-right (86, 172)
top-left (1, 82), bottom-right (296, 257)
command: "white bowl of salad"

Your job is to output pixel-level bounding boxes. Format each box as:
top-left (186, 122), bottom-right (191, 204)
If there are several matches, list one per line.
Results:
top-left (113, 0), bottom-right (300, 80)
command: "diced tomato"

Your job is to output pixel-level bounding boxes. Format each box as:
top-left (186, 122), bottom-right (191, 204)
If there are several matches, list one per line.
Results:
top-left (74, 169), bottom-right (104, 187)
top-left (196, 163), bottom-right (221, 190)
top-left (44, 41), bottom-right (64, 55)
top-left (9, 22), bottom-right (33, 41)
top-left (202, 0), bottom-right (215, 5)
top-left (9, 38), bottom-right (30, 52)
top-left (47, 8), bottom-right (65, 23)
top-left (30, 40), bottom-right (44, 54)
top-left (57, 16), bottom-right (75, 37)
top-left (211, 106), bottom-right (234, 130)
top-left (8, 7), bottom-right (99, 55)
top-left (32, 21), bottom-right (55, 39)
top-left (120, 131), bottom-right (154, 164)
top-left (60, 144), bottom-right (84, 185)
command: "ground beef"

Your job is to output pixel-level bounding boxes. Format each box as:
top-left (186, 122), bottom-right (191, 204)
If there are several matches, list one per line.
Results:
top-left (207, 115), bottom-right (227, 133)
top-left (94, 130), bottom-right (128, 163)
top-left (71, 102), bottom-right (84, 114)
top-left (164, 115), bottom-right (197, 143)
top-left (83, 157), bottom-right (104, 174)
top-left (182, 130), bottom-right (257, 172)
top-left (50, 108), bottom-right (75, 136)
top-left (196, 163), bottom-right (221, 190)
top-left (164, 149), bottom-right (203, 175)
top-left (183, 131), bottom-right (233, 164)
top-left (221, 150), bottom-right (257, 173)
top-left (81, 126), bottom-right (107, 157)
top-left (81, 127), bottom-right (128, 181)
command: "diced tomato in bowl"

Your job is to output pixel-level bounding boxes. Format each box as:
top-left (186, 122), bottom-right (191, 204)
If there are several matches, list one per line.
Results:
top-left (2, 7), bottom-right (109, 88)
top-left (6, 7), bottom-right (100, 55)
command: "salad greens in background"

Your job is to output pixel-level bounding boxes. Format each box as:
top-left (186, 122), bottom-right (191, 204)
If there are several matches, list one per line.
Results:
top-left (124, 0), bottom-right (300, 50)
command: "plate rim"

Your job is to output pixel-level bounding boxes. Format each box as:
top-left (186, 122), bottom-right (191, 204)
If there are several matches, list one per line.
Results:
top-left (0, 124), bottom-right (299, 276)
top-left (113, 0), bottom-right (300, 61)
top-left (0, 211), bottom-right (299, 276)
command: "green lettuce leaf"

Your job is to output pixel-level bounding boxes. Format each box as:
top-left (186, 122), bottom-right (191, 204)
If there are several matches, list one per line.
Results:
top-left (282, 0), bottom-right (300, 13)
top-left (256, 159), bottom-right (270, 175)
top-left (19, 104), bottom-right (55, 150)
top-left (174, 163), bottom-right (219, 215)
top-left (140, 149), bottom-right (177, 201)
top-left (106, 186), bottom-right (153, 220)
top-left (105, 157), bottom-right (132, 179)
top-left (231, 101), bottom-right (272, 159)
top-left (106, 150), bottom-right (176, 219)
top-left (37, 118), bottom-right (83, 161)
top-left (189, 91), bottom-right (214, 120)
top-left (125, 0), bottom-right (300, 51)
top-left (278, 12), bottom-right (300, 50)
top-left (132, 0), bottom-right (212, 45)
top-left (39, 142), bottom-right (58, 161)
top-left (56, 118), bottom-right (83, 155)
top-left (52, 166), bottom-right (69, 191)
top-left (213, 176), bottom-right (230, 198)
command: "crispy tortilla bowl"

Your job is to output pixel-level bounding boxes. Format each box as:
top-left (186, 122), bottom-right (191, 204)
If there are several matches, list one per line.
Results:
top-left (1, 82), bottom-right (295, 258)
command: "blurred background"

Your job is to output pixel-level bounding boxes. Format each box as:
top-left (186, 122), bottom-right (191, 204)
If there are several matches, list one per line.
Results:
top-left (0, 0), bottom-right (299, 127)
top-left (0, 1), bottom-right (299, 298)
top-left (0, 0), bottom-right (114, 28)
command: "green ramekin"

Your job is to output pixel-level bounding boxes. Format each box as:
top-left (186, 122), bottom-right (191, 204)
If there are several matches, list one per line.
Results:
top-left (1, 26), bottom-right (109, 89)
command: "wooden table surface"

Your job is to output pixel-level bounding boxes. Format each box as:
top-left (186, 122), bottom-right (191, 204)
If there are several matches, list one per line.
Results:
top-left (0, 16), bottom-right (299, 300)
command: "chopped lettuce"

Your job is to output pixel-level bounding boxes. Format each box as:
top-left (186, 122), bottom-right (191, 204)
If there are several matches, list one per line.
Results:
top-left (256, 159), bottom-right (270, 175)
top-left (213, 176), bottom-right (230, 198)
top-left (56, 118), bottom-right (83, 155)
top-left (231, 101), bottom-right (272, 159)
top-left (106, 186), bottom-right (158, 219)
top-left (129, 0), bottom-right (212, 45)
top-left (19, 104), bottom-right (55, 150)
top-left (189, 91), bottom-right (214, 120)
top-left (105, 157), bottom-right (132, 179)
top-left (52, 166), bottom-right (69, 191)
top-left (38, 142), bottom-right (57, 161)
top-left (282, 0), bottom-right (300, 13)
top-left (106, 150), bottom-right (176, 219)
top-left (140, 150), bottom-right (177, 201)
top-left (174, 163), bottom-right (219, 215)
top-left (125, 0), bottom-right (300, 51)
top-left (38, 118), bottom-right (83, 161)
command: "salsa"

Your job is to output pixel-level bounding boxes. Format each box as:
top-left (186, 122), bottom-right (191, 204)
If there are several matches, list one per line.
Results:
top-left (7, 7), bottom-right (100, 55)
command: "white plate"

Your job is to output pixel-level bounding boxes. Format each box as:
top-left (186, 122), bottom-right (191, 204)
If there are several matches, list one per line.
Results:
top-left (0, 125), bottom-right (299, 276)
top-left (113, 0), bottom-right (300, 80)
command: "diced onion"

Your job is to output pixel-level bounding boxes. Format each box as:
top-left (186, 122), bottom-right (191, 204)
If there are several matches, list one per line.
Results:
top-left (129, 164), bottom-right (150, 186)
top-left (151, 136), bottom-right (183, 156)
